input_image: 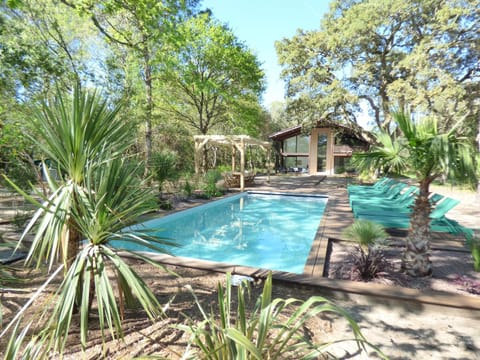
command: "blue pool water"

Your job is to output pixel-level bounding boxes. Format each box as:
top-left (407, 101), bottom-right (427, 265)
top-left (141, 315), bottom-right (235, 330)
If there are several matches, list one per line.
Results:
top-left (120, 192), bottom-right (327, 274)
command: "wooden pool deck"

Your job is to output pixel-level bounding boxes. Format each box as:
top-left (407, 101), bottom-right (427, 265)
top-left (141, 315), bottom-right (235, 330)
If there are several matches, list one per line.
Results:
top-left (147, 174), bottom-right (480, 316)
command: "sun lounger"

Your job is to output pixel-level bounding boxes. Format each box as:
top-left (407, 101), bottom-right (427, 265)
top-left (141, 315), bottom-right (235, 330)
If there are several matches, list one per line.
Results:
top-left (349, 182), bottom-right (408, 206)
top-left (353, 197), bottom-right (459, 220)
top-left (347, 178), bottom-right (395, 195)
top-left (347, 177), bottom-right (392, 192)
top-left (351, 191), bottom-right (444, 217)
top-left (351, 185), bottom-right (419, 208)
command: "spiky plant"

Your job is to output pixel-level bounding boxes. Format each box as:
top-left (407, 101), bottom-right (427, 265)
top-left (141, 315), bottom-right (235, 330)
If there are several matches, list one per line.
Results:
top-left (342, 220), bottom-right (389, 280)
top-left (2, 86), bottom-right (176, 356)
top-left (177, 272), bottom-right (385, 359)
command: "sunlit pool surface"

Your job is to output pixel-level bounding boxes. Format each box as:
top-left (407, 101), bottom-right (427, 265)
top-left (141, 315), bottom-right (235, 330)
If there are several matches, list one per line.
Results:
top-left (118, 192), bottom-right (327, 274)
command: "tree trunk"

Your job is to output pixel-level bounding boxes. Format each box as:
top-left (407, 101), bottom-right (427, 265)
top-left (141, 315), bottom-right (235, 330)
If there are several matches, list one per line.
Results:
top-left (66, 219), bottom-right (80, 270)
top-left (401, 180), bottom-right (432, 277)
top-left (477, 115), bottom-right (480, 195)
top-left (143, 43), bottom-right (153, 173)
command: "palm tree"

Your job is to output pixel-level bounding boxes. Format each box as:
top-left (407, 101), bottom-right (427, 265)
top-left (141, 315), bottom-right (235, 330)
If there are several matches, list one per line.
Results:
top-left (3, 86), bottom-right (176, 355)
top-left (354, 111), bottom-right (478, 277)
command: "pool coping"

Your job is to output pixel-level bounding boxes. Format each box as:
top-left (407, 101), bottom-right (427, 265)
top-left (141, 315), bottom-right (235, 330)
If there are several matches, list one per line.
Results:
top-left (129, 179), bottom-right (480, 316)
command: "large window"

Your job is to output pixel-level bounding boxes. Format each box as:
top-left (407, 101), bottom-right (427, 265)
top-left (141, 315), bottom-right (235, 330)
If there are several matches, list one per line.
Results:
top-left (285, 156), bottom-right (309, 170)
top-left (284, 135), bottom-right (309, 153)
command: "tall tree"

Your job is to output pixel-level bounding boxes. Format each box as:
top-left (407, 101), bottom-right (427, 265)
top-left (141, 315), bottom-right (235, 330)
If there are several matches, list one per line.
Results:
top-left (276, 0), bottom-right (480, 135)
top-left (354, 111), bottom-right (478, 277)
top-left (61, 0), bottom-right (200, 168)
top-left (158, 13), bottom-right (265, 169)
top-left (1, 0), bottom-right (102, 94)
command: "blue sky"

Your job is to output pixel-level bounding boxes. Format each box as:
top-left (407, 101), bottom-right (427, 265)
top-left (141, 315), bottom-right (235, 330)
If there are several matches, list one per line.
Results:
top-left (202, 0), bottom-right (332, 107)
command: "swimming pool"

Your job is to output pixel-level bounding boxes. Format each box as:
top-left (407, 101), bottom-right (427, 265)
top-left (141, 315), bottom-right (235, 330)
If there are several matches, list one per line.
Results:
top-left (120, 192), bottom-right (327, 274)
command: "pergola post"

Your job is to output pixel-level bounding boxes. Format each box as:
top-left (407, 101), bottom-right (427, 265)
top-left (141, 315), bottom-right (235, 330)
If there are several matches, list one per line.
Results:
top-left (266, 147), bottom-right (271, 183)
top-left (193, 134), bottom-right (271, 190)
top-left (240, 137), bottom-right (245, 191)
top-left (231, 146), bottom-right (236, 172)
top-left (194, 139), bottom-right (200, 174)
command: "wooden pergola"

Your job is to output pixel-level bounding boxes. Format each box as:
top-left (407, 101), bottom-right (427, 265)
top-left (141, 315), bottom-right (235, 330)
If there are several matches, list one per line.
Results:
top-left (194, 135), bottom-right (272, 191)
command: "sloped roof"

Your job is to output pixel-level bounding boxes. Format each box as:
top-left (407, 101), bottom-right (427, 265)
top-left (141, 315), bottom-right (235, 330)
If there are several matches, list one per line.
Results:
top-left (269, 120), bottom-right (372, 144)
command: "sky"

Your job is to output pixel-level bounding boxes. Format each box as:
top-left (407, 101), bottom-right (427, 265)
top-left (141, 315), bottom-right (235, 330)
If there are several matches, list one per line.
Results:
top-left (202, 0), bottom-right (332, 108)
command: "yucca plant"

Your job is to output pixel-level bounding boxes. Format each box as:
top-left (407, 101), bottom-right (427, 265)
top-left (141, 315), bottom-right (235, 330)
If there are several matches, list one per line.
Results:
top-left (342, 220), bottom-right (389, 281)
top-left (2, 86), bottom-right (177, 357)
top-left (178, 273), bottom-right (384, 359)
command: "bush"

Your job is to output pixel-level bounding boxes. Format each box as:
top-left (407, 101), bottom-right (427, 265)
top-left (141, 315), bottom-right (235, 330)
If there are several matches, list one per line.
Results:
top-left (202, 169), bottom-right (223, 198)
top-left (342, 220), bottom-right (390, 280)
top-left (3, 162), bottom-right (37, 192)
top-left (467, 235), bottom-right (480, 272)
top-left (150, 150), bottom-right (179, 191)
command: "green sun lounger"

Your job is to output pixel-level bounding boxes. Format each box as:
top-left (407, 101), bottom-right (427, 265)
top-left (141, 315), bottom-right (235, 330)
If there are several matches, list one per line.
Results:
top-left (351, 186), bottom-right (419, 208)
top-left (347, 178), bottom-right (395, 195)
top-left (354, 213), bottom-right (471, 237)
top-left (351, 192), bottom-right (443, 217)
top-left (347, 177), bottom-right (391, 192)
top-left (349, 182), bottom-right (408, 206)
top-left (353, 197), bottom-right (459, 220)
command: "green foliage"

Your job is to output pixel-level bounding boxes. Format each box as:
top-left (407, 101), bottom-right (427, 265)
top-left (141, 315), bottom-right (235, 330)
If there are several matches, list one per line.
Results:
top-left (343, 220), bottom-right (389, 252)
top-left (2, 161), bottom-right (36, 192)
top-left (179, 272), bottom-right (380, 359)
top-left (151, 149), bottom-right (179, 191)
top-left (353, 111), bottom-right (478, 277)
top-left (2, 86), bottom-right (176, 356)
top-left (158, 13), bottom-right (265, 136)
top-left (183, 179), bottom-right (193, 197)
top-left (276, 0), bottom-right (480, 133)
top-left (467, 236), bottom-right (480, 272)
top-left (342, 220), bottom-right (389, 280)
top-left (202, 169), bottom-right (223, 198)
top-left (355, 111), bottom-right (478, 188)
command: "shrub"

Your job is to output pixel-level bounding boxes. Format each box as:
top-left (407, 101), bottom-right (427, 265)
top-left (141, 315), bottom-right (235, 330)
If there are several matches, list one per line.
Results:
top-left (342, 220), bottom-right (389, 281)
top-left (151, 150), bottom-right (179, 192)
top-left (183, 179), bottom-right (193, 197)
top-left (178, 272), bottom-right (380, 359)
top-left (467, 235), bottom-right (480, 272)
top-left (3, 162), bottom-right (37, 192)
top-left (202, 169), bottom-right (223, 198)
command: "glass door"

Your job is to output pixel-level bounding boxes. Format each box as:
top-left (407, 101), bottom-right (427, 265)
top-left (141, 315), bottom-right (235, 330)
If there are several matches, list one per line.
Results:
top-left (317, 134), bottom-right (327, 172)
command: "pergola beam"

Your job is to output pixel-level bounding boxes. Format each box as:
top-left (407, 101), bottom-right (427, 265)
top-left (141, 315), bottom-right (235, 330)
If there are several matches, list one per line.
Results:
top-left (193, 135), bottom-right (272, 191)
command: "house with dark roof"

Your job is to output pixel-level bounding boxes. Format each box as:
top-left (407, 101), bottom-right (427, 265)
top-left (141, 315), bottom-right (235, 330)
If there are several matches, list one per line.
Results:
top-left (268, 121), bottom-right (371, 175)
